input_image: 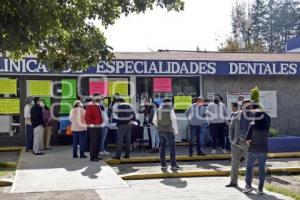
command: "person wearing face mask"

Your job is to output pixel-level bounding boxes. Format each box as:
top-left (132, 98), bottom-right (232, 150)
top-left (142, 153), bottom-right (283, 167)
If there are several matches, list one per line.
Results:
top-left (69, 100), bottom-right (87, 159)
top-left (153, 98), bottom-right (180, 170)
top-left (243, 105), bottom-right (271, 194)
top-left (112, 97), bottom-right (137, 160)
top-left (185, 96), bottom-right (206, 157)
top-left (226, 100), bottom-right (253, 188)
top-left (205, 94), bottom-right (228, 154)
top-left (85, 93), bottom-right (103, 162)
top-left (30, 97), bottom-right (45, 155)
top-left (41, 99), bottom-right (53, 150)
top-left (24, 97), bottom-right (34, 152)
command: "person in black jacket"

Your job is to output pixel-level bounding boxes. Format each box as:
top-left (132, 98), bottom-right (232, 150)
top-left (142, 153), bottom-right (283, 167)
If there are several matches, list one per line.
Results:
top-left (243, 105), bottom-right (271, 195)
top-left (112, 97), bottom-right (136, 160)
top-left (30, 97), bottom-right (45, 155)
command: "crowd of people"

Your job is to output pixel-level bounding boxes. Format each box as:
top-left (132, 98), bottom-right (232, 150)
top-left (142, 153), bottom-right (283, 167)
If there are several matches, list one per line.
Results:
top-left (24, 93), bottom-right (271, 195)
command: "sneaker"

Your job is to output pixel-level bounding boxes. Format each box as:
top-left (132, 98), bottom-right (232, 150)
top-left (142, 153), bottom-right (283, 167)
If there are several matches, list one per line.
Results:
top-left (112, 156), bottom-right (121, 160)
top-left (211, 149), bottom-right (217, 154)
top-left (225, 183), bottom-right (237, 188)
top-left (33, 152), bottom-right (45, 155)
top-left (161, 166), bottom-right (168, 170)
top-left (222, 149), bottom-right (228, 154)
top-left (102, 151), bottom-right (110, 155)
top-left (171, 165), bottom-right (182, 170)
top-left (258, 189), bottom-right (264, 195)
top-left (123, 155), bottom-right (130, 159)
top-left (243, 185), bottom-right (254, 194)
top-left (80, 155), bottom-right (87, 159)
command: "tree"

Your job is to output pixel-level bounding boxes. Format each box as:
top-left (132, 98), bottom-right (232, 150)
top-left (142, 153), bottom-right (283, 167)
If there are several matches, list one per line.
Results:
top-left (220, 0), bottom-right (300, 53)
top-left (0, 0), bottom-right (184, 70)
top-left (251, 0), bottom-right (268, 49)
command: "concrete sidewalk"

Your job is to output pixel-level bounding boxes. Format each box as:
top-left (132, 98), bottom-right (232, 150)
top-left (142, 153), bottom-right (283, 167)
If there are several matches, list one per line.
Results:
top-left (1, 177), bottom-right (292, 200)
top-left (10, 146), bottom-right (128, 193)
top-left (97, 177), bottom-right (292, 200)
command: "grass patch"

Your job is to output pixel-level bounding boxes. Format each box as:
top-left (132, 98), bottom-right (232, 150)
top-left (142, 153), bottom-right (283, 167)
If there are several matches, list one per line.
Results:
top-left (0, 168), bottom-right (15, 177)
top-left (265, 184), bottom-right (300, 200)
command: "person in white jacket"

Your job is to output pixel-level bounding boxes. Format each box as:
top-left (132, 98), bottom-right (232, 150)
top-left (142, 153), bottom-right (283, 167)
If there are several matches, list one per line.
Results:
top-left (24, 97), bottom-right (34, 152)
top-left (153, 98), bottom-right (180, 171)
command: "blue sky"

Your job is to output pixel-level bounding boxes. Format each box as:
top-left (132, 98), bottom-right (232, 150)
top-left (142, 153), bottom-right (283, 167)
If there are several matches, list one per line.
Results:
top-left (97, 0), bottom-right (237, 52)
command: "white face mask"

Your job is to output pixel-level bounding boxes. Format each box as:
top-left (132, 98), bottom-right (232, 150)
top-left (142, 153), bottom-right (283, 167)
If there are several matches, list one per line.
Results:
top-left (238, 101), bottom-right (243, 106)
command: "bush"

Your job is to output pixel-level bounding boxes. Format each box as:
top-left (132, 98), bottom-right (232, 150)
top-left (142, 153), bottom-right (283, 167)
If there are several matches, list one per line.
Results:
top-left (251, 86), bottom-right (260, 103)
top-left (269, 128), bottom-right (280, 137)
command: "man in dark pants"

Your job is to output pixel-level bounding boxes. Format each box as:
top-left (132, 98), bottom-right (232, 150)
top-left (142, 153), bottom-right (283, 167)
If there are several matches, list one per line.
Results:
top-left (112, 97), bottom-right (136, 160)
top-left (205, 94), bottom-right (228, 154)
top-left (153, 98), bottom-right (180, 170)
top-left (30, 97), bottom-right (45, 155)
top-left (85, 93), bottom-right (103, 162)
top-left (185, 96), bottom-right (206, 157)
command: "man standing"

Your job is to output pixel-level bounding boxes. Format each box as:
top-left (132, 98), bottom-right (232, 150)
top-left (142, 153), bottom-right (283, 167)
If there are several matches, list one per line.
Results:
top-left (30, 97), bottom-right (45, 155)
top-left (226, 100), bottom-right (253, 188)
top-left (153, 98), bottom-right (180, 170)
top-left (112, 97), bottom-right (136, 160)
top-left (185, 97), bottom-right (206, 157)
top-left (24, 97), bottom-right (33, 152)
top-left (85, 93), bottom-right (103, 162)
top-left (205, 94), bottom-right (228, 154)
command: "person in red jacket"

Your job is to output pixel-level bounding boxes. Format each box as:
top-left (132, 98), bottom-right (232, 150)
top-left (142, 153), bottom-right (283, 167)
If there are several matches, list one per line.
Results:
top-left (85, 93), bottom-right (103, 162)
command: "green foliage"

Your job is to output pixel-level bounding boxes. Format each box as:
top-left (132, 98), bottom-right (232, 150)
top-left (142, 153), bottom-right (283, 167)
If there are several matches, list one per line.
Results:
top-left (0, 0), bottom-right (184, 70)
top-left (269, 128), bottom-right (280, 137)
top-left (220, 0), bottom-right (300, 53)
top-left (265, 184), bottom-right (300, 200)
top-left (250, 86), bottom-right (260, 103)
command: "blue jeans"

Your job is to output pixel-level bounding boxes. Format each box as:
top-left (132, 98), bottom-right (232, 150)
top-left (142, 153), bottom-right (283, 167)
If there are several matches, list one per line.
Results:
top-left (150, 125), bottom-right (160, 149)
top-left (159, 132), bottom-right (177, 167)
top-left (73, 131), bottom-right (86, 157)
top-left (25, 124), bottom-right (33, 150)
top-left (100, 126), bottom-right (109, 152)
top-left (189, 125), bottom-right (202, 155)
top-left (245, 152), bottom-right (267, 190)
top-left (200, 123), bottom-right (208, 147)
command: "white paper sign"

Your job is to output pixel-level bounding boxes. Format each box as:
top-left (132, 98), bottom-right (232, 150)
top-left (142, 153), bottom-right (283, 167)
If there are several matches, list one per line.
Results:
top-left (226, 91), bottom-right (277, 118)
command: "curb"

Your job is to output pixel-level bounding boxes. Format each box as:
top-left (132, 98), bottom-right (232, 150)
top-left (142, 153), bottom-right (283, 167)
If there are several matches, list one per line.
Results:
top-left (121, 167), bottom-right (300, 180)
top-left (105, 152), bottom-right (300, 165)
top-left (0, 181), bottom-right (12, 187)
top-left (0, 162), bottom-right (17, 168)
top-left (0, 147), bottom-right (23, 152)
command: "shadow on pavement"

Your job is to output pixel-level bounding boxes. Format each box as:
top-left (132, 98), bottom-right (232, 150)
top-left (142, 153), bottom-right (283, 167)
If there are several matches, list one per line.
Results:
top-left (234, 186), bottom-right (288, 200)
top-left (160, 178), bottom-right (188, 188)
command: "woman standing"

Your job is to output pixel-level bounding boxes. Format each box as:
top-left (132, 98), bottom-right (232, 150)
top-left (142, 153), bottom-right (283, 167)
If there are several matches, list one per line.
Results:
top-left (41, 99), bottom-right (52, 150)
top-left (243, 108), bottom-right (271, 195)
top-left (69, 100), bottom-right (88, 158)
top-left (146, 101), bottom-right (160, 153)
